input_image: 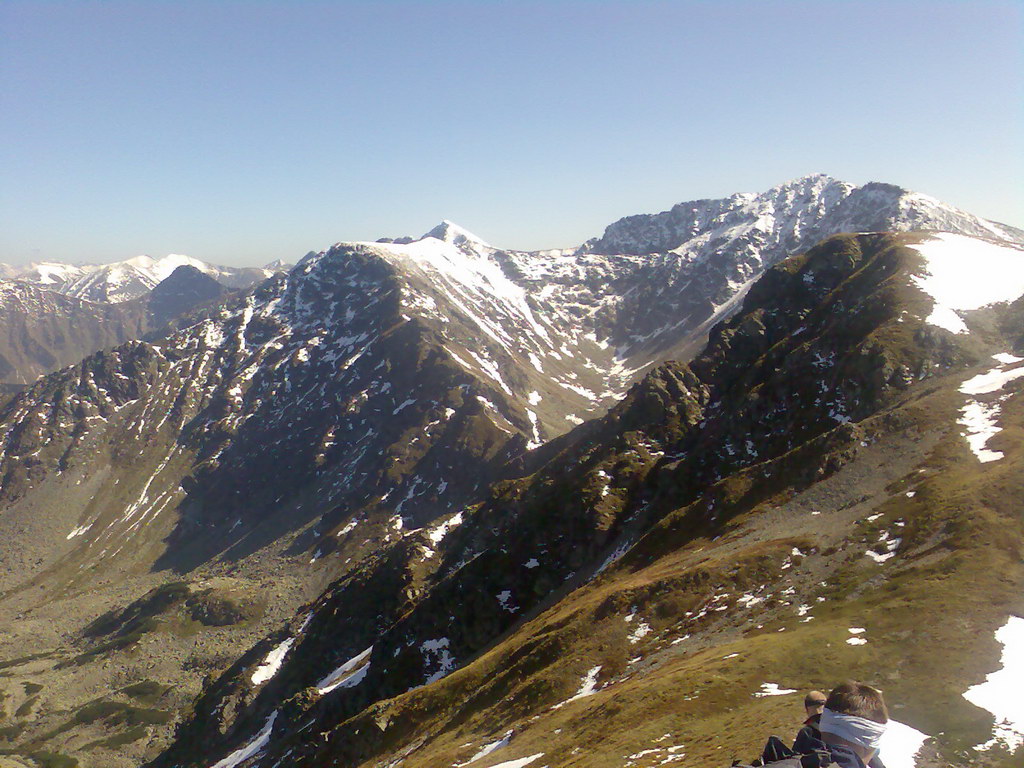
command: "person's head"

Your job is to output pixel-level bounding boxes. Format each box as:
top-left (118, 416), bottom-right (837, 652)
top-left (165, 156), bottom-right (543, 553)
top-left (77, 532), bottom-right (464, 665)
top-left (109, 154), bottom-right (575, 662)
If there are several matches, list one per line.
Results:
top-left (804, 690), bottom-right (827, 717)
top-left (819, 681), bottom-right (888, 763)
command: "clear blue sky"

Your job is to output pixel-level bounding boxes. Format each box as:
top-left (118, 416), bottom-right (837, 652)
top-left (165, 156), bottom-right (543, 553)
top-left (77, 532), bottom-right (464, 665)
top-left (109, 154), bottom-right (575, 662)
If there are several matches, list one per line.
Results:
top-left (2, 1), bottom-right (1021, 266)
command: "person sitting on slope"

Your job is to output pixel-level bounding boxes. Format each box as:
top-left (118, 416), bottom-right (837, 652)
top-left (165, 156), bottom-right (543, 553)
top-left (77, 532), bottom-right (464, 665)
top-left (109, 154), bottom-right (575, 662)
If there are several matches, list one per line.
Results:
top-left (737, 681), bottom-right (888, 768)
top-left (792, 690), bottom-right (827, 754)
top-left (817, 681), bottom-right (888, 768)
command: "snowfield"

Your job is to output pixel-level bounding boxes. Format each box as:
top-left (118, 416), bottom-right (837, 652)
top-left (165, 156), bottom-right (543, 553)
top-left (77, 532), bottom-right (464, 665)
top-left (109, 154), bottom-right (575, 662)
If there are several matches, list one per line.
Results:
top-left (878, 719), bottom-right (929, 768)
top-left (963, 616), bottom-right (1024, 752)
top-left (909, 233), bottom-right (1024, 334)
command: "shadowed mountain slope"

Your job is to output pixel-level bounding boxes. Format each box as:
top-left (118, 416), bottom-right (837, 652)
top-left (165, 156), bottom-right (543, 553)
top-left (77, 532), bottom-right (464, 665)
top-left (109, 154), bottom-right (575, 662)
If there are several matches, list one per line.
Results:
top-left (143, 265), bottom-right (228, 328)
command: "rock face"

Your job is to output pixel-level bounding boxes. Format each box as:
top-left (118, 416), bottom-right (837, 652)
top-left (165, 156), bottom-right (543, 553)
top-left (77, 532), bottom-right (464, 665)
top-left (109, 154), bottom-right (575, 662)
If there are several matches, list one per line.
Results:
top-left (0, 177), bottom-right (1021, 768)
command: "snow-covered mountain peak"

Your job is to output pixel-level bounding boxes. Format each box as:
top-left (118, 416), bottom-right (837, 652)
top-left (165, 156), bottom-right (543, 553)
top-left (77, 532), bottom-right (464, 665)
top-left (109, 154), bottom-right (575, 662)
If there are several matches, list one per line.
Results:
top-left (20, 261), bottom-right (85, 286)
top-left (894, 191), bottom-right (1023, 240)
top-left (767, 171), bottom-right (842, 189)
top-left (759, 173), bottom-right (855, 206)
top-left (122, 254), bottom-right (159, 268)
top-left (55, 254), bottom-right (221, 303)
top-left (583, 174), bottom-right (1023, 260)
top-left (420, 220), bottom-right (492, 250)
top-left (319, 236), bottom-right (540, 343)
top-left (121, 253), bottom-right (212, 281)
top-left (358, 237), bottom-right (505, 283)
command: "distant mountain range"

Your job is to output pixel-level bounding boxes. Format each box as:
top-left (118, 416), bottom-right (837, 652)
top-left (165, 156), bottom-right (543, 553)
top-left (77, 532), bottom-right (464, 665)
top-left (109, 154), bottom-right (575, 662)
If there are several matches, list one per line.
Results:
top-left (0, 253), bottom-right (283, 303)
top-left (0, 265), bottom-right (233, 391)
top-left (0, 255), bottom-right (289, 390)
top-left (0, 176), bottom-right (1021, 768)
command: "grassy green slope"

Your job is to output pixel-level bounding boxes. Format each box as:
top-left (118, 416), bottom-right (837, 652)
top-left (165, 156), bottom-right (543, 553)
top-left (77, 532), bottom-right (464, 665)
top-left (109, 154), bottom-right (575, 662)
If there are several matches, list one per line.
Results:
top-left (295, 367), bottom-right (1022, 768)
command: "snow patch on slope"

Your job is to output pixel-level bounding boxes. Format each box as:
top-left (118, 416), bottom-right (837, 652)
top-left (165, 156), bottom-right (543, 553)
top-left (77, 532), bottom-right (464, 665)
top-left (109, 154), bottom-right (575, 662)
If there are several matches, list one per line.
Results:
top-left (484, 755), bottom-right (545, 768)
top-left (251, 638), bottom-right (295, 685)
top-left (879, 719), bottom-right (930, 768)
top-left (909, 233), bottom-right (1024, 334)
top-left (957, 356), bottom-right (1024, 463)
top-left (753, 682), bottom-right (797, 697)
top-left (208, 710), bottom-right (278, 768)
top-left (552, 665), bottom-right (602, 709)
top-left (963, 616), bottom-right (1024, 752)
top-left (316, 647), bottom-right (372, 695)
top-left (462, 730), bottom-right (512, 764)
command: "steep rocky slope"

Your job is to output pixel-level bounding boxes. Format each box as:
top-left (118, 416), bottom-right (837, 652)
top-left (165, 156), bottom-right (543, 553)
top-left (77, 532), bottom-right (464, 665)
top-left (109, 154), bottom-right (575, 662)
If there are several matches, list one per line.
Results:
top-left (0, 283), bottom-right (148, 391)
top-left (149, 232), bottom-right (1024, 768)
top-left (0, 177), bottom-right (1021, 767)
top-left (0, 228), bottom-right (569, 767)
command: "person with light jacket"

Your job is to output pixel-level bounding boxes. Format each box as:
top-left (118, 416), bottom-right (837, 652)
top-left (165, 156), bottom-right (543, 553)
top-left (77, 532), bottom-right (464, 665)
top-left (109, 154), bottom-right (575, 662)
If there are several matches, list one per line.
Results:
top-left (817, 681), bottom-right (888, 768)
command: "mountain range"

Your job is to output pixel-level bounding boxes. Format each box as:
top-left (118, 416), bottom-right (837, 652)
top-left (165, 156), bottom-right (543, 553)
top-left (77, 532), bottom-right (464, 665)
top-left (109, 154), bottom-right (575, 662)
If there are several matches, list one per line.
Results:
top-left (0, 254), bottom-right (280, 304)
top-left (0, 266), bottom-right (232, 392)
top-left (0, 175), bottom-right (1021, 768)
top-left (0, 255), bottom-right (287, 392)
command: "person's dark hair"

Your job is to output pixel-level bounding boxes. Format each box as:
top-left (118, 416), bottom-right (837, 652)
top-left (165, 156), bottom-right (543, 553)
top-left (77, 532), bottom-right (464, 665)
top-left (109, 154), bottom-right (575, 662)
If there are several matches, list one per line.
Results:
top-left (826, 681), bottom-right (888, 724)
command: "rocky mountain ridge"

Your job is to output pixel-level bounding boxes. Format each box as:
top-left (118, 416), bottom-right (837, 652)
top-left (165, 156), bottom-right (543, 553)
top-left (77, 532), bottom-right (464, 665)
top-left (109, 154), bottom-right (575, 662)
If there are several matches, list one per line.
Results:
top-left (577, 174), bottom-right (1024, 364)
top-left (584, 176), bottom-right (1022, 256)
top-left (0, 177), bottom-right (1020, 767)
top-left (151, 231), bottom-right (1024, 768)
